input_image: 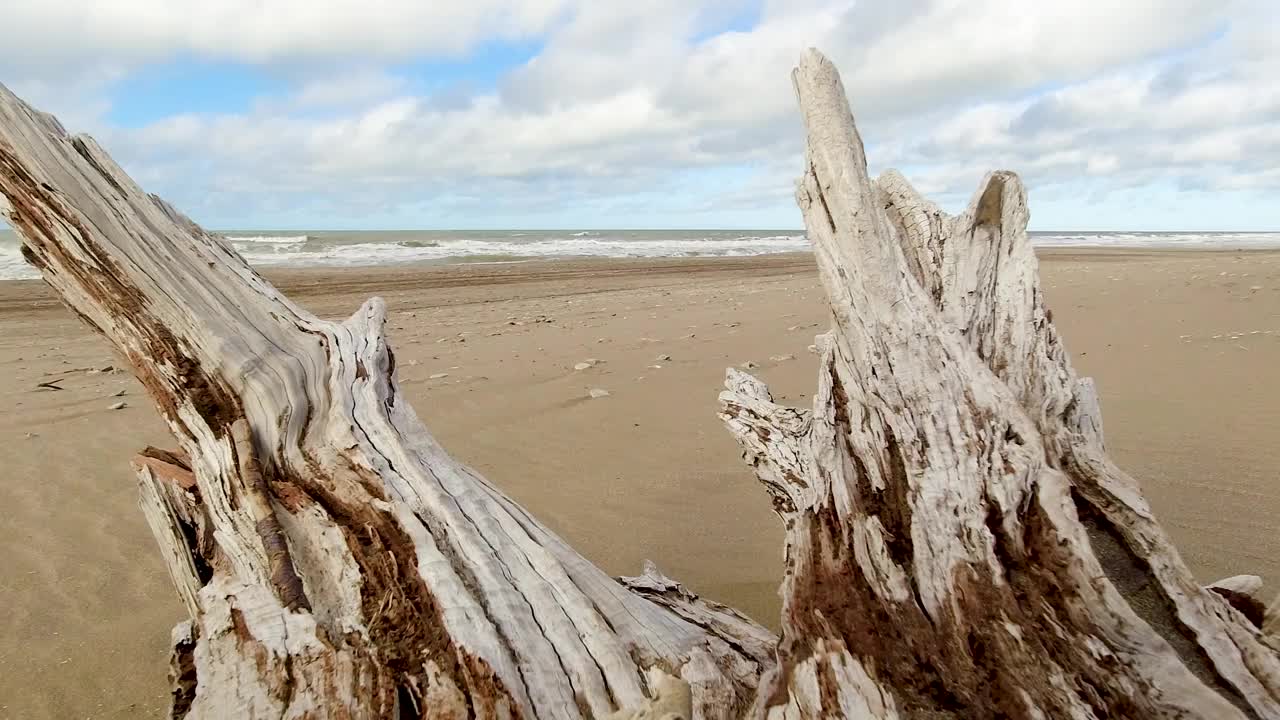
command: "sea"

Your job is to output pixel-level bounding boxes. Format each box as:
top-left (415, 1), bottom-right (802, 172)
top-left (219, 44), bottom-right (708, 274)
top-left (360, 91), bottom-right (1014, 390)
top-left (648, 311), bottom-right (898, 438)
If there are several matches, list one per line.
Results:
top-left (2, 228), bottom-right (1279, 281)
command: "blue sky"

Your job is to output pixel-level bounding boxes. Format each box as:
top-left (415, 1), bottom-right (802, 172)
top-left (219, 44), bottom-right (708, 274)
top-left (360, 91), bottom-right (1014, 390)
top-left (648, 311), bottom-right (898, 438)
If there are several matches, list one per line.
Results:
top-left (1, 0), bottom-right (1277, 230)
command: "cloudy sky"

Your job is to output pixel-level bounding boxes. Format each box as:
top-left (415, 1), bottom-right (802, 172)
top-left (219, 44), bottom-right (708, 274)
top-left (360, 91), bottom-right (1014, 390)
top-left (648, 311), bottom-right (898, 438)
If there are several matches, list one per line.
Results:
top-left (2, 0), bottom-right (1277, 230)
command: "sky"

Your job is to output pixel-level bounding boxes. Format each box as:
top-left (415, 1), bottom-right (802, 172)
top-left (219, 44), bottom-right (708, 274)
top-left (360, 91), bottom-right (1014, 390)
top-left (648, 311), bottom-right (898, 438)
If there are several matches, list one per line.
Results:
top-left (0, 0), bottom-right (1277, 231)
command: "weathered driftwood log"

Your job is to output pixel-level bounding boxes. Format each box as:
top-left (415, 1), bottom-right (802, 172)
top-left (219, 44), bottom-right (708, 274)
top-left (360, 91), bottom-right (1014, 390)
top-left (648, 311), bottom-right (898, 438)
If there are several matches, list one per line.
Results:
top-left (0, 86), bottom-right (775, 719)
top-left (716, 49), bottom-right (1280, 718)
top-left (2, 47), bottom-right (1279, 720)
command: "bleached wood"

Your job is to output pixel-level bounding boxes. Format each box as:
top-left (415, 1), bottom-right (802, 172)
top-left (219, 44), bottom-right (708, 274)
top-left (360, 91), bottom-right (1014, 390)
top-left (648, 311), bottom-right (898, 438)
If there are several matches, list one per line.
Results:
top-left (717, 49), bottom-right (1280, 718)
top-left (0, 82), bottom-right (774, 719)
top-left (1210, 575), bottom-right (1265, 600)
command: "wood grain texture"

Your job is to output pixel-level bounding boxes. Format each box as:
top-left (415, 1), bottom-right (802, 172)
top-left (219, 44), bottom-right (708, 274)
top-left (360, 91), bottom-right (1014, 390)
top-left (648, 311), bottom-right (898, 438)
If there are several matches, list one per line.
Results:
top-left (715, 49), bottom-right (1280, 718)
top-left (0, 82), bottom-right (773, 719)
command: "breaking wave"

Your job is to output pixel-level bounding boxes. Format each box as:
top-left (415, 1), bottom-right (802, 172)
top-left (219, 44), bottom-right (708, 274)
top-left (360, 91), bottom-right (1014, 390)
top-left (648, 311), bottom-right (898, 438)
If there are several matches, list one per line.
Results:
top-left (4, 229), bottom-right (1280, 279)
top-left (221, 232), bottom-right (812, 270)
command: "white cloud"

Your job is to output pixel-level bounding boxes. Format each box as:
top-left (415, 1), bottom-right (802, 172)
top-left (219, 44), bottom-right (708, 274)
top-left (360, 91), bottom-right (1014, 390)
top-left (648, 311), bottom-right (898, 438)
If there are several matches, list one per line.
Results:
top-left (2, 0), bottom-right (1277, 229)
top-left (280, 69), bottom-right (407, 111)
top-left (0, 0), bottom-right (575, 67)
top-left (833, 0), bottom-right (1237, 114)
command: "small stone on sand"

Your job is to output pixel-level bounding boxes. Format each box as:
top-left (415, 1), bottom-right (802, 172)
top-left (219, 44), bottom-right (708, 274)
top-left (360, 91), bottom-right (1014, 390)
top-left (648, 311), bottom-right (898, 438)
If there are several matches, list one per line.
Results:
top-left (429, 373), bottom-right (449, 380)
top-left (770, 354), bottom-right (795, 362)
top-left (108, 401), bottom-right (127, 410)
top-left (807, 345), bottom-right (818, 354)
top-left (740, 361), bottom-right (759, 369)
top-left (588, 388), bottom-right (610, 399)
top-left (112, 389), bottom-right (126, 397)
top-left (574, 362), bottom-right (593, 371)
top-left (656, 354), bottom-right (672, 361)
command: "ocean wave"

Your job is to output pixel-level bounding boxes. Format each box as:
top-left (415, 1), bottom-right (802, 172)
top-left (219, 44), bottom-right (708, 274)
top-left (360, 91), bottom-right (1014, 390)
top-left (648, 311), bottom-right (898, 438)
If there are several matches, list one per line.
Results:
top-left (1032, 231), bottom-right (1280, 248)
top-left (733, 234), bottom-right (804, 242)
top-left (0, 232), bottom-right (811, 278)
top-left (5, 230), bottom-right (1280, 280)
top-left (0, 243), bottom-right (39, 280)
top-left (229, 234), bottom-right (812, 269)
top-left (223, 234), bottom-right (311, 244)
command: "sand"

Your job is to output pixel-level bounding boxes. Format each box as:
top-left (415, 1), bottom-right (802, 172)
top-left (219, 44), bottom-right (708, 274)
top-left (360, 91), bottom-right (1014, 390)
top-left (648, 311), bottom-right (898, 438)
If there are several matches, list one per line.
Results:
top-left (0, 250), bottom-right (1277, 718)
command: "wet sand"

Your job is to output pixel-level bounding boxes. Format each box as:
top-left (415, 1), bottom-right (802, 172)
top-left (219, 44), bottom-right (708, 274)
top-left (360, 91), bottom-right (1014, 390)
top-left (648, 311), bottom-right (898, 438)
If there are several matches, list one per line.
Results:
top-left (0, 250), bottom-right (1276, 718)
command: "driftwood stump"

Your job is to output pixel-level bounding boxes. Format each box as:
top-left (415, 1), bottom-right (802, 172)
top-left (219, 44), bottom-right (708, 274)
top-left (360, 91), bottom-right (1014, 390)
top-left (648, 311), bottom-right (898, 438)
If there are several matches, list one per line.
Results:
top-left (0, 77), bottom-right (774, 720)
top-left (715, 51), bottom-right (1280, 719)
top-left (1, 48), bottom-right (1277, 719)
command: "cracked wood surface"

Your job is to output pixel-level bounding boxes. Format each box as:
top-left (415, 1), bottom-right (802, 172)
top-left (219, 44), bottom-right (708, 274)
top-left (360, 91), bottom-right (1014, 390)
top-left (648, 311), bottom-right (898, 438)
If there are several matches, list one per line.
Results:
top-left (716, 49), bottom-right (1280, 719)
top-left (0, 83), bottom-right (774, 719)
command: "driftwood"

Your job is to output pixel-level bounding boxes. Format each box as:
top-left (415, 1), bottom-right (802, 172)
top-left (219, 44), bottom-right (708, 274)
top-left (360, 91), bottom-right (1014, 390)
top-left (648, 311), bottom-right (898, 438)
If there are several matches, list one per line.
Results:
top-left (1, 47), bottom-right (1278, 718)
top-left (0, 81), bottom-right (774, 720)
top-left (715, 51), bottom-right (1280, 718)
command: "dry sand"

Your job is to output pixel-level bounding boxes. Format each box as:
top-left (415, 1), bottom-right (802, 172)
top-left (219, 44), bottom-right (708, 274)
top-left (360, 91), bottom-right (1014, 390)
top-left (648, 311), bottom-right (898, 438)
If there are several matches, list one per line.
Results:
top-left (0, 250), bottom-right (1277, 718)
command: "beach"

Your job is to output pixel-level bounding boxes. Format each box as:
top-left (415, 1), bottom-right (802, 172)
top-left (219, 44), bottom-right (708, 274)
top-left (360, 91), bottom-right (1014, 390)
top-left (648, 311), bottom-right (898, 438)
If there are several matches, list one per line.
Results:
top-left (1, 248), bottom-right (1277, 719)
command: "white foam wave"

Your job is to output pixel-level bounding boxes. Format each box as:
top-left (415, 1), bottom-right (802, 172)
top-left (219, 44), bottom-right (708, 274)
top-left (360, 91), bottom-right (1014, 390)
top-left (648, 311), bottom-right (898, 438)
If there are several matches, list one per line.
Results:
top-left (223, 234), bottom-right (310, 244)
top-left (0, 243), bottom-right (39, 280)
top-left (224, 234), bottom-right (809, 269)
top-left (1032, 232), bottom-right (1280, 249)
top-left (5, 230), bottom-right (1280, 280)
